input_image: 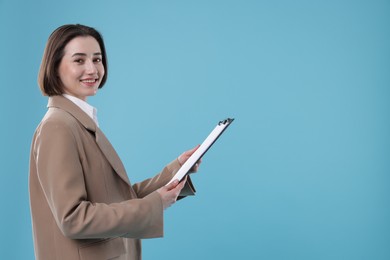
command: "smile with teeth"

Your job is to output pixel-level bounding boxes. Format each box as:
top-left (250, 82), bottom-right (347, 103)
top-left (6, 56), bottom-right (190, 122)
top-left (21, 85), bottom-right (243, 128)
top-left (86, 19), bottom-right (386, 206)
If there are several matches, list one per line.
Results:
top-left (81, 79), bottom-right (98, 83)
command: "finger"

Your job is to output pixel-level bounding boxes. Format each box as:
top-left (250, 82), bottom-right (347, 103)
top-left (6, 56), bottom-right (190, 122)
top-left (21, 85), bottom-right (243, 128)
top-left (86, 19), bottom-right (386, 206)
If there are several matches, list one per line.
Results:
top-left (183, 145), bottom-right (199, 158)
top-left (196, 159), bottom-right (202, 168)
top-left (175, 177), bottom-right (187, 191)
top-left (179, 145), bottom-right (201, 165)
top-left (166, 179), bottom-right (179, 191)
top-left (189, 164), bottom-right (198, 173)
top-left (190, 159), bottom-right (202, 173)
top-left (188, 144), bottom-right (200, 155)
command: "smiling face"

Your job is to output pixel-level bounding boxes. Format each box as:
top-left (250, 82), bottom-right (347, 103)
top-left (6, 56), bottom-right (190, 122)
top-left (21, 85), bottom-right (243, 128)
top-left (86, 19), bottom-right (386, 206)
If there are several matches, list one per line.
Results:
top-left (58, 36), bottom-right (105, 101)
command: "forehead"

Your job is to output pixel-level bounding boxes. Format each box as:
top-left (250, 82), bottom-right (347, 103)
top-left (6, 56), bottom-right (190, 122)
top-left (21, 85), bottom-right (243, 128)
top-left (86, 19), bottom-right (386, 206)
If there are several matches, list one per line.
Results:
top-left (64, 36), bottom-right (101, 55)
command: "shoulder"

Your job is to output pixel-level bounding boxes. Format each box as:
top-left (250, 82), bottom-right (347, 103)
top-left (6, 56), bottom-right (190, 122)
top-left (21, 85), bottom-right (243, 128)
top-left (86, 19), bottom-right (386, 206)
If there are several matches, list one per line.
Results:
top-left (44, 107), bottom-right (77, 125)
top-left (36, 108), bottom-right (82, 141)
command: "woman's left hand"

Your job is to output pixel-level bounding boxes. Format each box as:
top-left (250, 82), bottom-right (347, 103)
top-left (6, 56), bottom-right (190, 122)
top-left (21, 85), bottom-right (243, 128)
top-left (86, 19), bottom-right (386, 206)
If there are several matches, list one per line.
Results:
top-left (178, 145), bottom-right (202, 173)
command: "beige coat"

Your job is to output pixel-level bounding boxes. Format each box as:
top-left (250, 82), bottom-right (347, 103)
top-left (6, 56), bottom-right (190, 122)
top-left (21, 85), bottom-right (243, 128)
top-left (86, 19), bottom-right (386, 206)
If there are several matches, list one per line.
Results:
top-left (29, 96), bottom-right (195, 260)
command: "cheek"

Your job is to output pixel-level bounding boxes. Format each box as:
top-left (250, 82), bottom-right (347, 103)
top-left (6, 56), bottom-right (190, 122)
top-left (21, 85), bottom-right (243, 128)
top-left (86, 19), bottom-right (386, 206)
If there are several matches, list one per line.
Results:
top-left (99, 65), bottom-right (105, 77)
top-left (58, 68), bottom-right (69, 84)
top-left (58, 66), bottom-right (82, 88)
top-left (59, 64), bottom-right (76, 80)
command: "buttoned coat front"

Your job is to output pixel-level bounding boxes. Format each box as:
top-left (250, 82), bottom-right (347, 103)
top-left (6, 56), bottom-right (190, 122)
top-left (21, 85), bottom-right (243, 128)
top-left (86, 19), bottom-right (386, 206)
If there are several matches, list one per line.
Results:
top-left (29, 96), bottom-right (195, 260)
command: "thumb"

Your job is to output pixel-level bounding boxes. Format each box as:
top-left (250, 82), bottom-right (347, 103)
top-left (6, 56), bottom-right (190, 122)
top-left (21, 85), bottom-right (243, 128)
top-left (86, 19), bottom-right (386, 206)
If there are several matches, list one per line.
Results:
top-left (166, 179), bottom-right (179, 191)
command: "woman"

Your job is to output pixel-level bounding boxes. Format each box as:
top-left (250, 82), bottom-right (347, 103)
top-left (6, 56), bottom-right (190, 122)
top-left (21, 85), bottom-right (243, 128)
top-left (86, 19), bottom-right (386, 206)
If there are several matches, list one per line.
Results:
top-left (29, 24), bottom-right (200, 260)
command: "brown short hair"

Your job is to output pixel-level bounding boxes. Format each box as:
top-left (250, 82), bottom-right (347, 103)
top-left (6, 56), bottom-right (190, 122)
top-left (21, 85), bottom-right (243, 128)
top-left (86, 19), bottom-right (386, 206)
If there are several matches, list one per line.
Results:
top-left (38, 24), bottom-right (108, 96)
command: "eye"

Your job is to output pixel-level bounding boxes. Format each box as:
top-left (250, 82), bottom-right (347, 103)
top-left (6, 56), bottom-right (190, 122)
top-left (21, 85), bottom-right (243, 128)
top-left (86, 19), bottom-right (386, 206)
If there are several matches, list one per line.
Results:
top-left (94, 57), bottom-right (102, 63)
top-left (74, 59), bottom-right (84, 64)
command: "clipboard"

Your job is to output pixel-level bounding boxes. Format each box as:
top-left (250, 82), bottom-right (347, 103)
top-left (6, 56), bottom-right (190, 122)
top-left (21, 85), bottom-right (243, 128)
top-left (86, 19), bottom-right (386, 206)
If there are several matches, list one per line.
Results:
top-left (166, 118), bottom-right (234, 185)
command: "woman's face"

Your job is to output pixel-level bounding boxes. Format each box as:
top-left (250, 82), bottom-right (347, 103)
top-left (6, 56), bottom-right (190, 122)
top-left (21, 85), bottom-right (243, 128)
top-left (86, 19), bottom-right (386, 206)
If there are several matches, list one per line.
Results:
top-left (58, 36), bottom-right (105, 101)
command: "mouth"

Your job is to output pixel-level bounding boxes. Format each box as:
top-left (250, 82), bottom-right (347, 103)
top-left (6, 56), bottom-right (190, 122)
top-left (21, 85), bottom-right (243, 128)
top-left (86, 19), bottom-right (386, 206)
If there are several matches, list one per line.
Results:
top-left (80, 78), bottom-right (100, 89)
top-left (80, 78), bottom-right (99, 83)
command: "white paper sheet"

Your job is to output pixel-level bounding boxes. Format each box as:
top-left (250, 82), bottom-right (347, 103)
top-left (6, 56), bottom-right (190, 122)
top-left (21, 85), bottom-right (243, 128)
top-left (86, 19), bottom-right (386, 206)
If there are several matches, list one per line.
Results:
top-left (166, 118), bottom-right (234, 185)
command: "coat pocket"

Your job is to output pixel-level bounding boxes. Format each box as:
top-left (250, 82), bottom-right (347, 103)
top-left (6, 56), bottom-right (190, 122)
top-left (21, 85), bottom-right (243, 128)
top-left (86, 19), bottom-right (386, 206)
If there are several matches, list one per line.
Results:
top-left (78, 237), bottom-right (126, 260)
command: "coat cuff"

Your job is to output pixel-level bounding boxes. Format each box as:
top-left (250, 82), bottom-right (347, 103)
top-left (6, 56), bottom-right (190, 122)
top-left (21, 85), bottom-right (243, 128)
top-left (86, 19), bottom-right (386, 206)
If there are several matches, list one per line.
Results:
top-left (165, 158), bottom-right (197, 198)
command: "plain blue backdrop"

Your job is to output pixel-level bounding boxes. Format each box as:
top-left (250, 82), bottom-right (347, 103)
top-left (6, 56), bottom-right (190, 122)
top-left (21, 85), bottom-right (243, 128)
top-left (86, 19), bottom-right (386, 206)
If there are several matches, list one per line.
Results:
top-left (1, 0), bottom-right (389, 259)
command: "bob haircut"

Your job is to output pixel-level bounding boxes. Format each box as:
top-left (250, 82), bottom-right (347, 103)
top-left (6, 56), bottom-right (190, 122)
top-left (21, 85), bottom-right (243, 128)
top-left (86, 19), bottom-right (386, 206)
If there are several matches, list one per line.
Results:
top-left (38, 24), bottom-right (108, 96)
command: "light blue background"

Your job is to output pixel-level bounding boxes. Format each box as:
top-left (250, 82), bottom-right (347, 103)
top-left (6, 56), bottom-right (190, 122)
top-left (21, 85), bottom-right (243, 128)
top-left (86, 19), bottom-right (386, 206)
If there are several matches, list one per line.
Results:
top-left (1, 0), bottom-right (389, 259)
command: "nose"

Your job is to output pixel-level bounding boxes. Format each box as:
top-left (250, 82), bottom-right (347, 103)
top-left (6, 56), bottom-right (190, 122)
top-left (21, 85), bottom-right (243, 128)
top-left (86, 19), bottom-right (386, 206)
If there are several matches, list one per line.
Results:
top-left (85, 59), bottom-right (98, 75)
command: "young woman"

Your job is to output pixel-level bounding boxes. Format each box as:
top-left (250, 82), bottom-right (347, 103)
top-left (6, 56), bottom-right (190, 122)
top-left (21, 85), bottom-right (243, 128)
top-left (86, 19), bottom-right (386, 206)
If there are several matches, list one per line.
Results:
top-left (29, 24), bottom-right (200, 260)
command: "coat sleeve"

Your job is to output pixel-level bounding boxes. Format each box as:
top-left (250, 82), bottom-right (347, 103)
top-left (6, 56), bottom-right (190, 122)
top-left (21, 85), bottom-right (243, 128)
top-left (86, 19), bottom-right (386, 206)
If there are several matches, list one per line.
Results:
top-left (33, 119), bottom-right (164, 239)
top-left (132, 159), bottom-right (196, 199)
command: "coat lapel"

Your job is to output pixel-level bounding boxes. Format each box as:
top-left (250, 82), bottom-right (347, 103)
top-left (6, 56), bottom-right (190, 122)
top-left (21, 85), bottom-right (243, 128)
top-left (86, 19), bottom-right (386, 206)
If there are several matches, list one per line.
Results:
top-left (95, 127), bottom-right (131, 186)
top-left (48, 96), bottom-right (131, 186)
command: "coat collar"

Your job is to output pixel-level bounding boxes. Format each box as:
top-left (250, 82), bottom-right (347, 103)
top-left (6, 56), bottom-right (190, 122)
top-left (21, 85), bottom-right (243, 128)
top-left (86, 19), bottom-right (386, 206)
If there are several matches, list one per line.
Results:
top-left (47, 95), bottom-right (131, 186)
top-left (48, 95), bottom-right (97, 133)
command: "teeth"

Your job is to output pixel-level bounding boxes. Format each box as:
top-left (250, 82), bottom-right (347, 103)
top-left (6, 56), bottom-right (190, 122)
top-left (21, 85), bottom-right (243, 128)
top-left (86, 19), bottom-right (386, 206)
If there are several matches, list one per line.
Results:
top-left (82, 79), bottom-right (96, 83)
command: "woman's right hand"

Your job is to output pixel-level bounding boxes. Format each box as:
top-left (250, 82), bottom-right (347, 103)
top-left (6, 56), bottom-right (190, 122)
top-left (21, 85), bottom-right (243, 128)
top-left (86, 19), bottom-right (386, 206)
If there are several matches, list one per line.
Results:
top-left (156, 177), bottom-right (187, 210)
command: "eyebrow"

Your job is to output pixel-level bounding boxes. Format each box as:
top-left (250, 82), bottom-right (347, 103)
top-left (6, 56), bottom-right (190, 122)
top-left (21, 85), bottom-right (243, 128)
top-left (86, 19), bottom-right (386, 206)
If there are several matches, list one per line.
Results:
top-left (71, 52), bottom-right (102, 57)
